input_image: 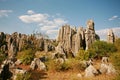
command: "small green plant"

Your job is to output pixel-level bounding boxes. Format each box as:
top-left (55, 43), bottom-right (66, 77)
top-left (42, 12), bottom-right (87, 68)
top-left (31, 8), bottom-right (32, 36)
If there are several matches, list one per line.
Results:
top-left (18, 49), bottom-right (35, 65)
top-left (76, 48), bottom-right (90, 60)
top-left (16, 72), bottom-right (31, 80)
top-left (110, 52), bottom-right (120, 80)
top-left (91, 40), bottom-right (117, 57)
top-left (0, 50), bottom-right (7, 64)
top-left (114, 38), bottom-right (120, 52)
top-left (56, 61), bottom-right (71, 71)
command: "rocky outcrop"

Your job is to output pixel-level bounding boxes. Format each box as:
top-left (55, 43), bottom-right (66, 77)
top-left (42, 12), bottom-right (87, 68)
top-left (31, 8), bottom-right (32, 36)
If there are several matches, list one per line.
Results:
top-left (56, 20), bottom-right (98, 57)
top-left (85, 64), bottom-right (98, 77)
top-left (107, 29), bottom-right (115, 43)
top-left (0, 59), bottom-right (15, 80)
top-left (30, 58), bottom-right (46, 71)
top-left (0, 32), bottom-right (55, 61)
top-left (100, 57), bottom-right (116, 74)
top-left (85, 20), bottom-right (96, 50)
top-left (75, 27), bottom-right (85, 54)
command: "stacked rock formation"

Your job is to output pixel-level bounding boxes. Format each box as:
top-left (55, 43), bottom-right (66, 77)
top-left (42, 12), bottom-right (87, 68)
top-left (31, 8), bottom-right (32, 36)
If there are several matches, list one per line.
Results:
top-left (0, 32), bottom-right (54, 60)
top-left (107, 29), bottom-right (115, 43)
top-left (56, 20), bottom-right (98, 56)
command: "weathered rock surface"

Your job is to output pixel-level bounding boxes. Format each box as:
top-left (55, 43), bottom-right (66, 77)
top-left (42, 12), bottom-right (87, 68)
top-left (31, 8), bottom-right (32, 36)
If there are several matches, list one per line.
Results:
top-left (56, 20), bottom-right (98, 57)
top-left (99, 63), bottom-right (116, 74)
top-left (107, 29), bottom-right (115, 43)
top-left (85, 64), bottom-right (98, 77)
top-left (13, 68), bottom-right (27, 80)
top-left (85, 20), bottom-right (96, 50)
top-left (15, 59), bottom-right (22, 65)
top-left (30, 58), bottom-right (46, 71)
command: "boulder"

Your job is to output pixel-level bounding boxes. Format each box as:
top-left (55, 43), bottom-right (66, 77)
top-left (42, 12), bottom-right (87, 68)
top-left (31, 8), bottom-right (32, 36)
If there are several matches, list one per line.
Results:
top-left (102, 57), bottom-right (109, 64)
top-left (99, 63), bottom-right (108, 74)
top-left (30, 61), bottom-right (36, 70)
top-left (107, 63), bottom-right (116, 74)
top-left (30, 58), bottom-right (46, 71)
top-left (15, 59), bottom-right (22, 65)
top-left (85, 64), bottom-right (98, 77)
top-left (55, 58), bottom-right (65, 64)
top-left (99, 63), bottom-right (116, 74)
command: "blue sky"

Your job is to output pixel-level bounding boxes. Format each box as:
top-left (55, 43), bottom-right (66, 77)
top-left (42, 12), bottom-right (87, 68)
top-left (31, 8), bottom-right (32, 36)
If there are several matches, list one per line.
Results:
top-left (0, 0), bottom-right (120, 39)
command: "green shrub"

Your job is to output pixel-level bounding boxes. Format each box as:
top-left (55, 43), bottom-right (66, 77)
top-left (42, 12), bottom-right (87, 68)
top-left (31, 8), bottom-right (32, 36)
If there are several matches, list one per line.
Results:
top-left (0, 50), bottom-right (7, 64)
top-left (55, 61), bottom-right (71, 71)
top-left (110, 52), bottom-right (120, 80)
top-left (91, 40), bottom-right (117, 57)
top-left (16, 72), bottom-right (31, 80)
top-left (114, 38), bottom-right (120, 51)
top-left (18, 49), bottom-right (35, 65)
top-left (45, 59), bottom-right (71, 72)
top-left (76, 48), bottom-right (90, 60)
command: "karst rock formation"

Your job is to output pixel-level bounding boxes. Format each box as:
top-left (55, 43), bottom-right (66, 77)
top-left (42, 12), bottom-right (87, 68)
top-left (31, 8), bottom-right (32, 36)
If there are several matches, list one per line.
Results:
top-left (56, 20), bottom-right (99, 56)
top-left (107, 29), bottom-right (115, 43)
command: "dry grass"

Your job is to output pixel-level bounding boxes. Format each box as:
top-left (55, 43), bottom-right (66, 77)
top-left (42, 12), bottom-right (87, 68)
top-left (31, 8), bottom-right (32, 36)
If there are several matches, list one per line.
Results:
top-left (44, 70), bottom-right (115, 80)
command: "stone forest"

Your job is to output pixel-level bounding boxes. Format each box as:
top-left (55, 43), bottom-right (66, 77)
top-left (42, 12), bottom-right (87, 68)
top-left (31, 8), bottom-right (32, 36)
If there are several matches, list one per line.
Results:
top-left (0, 20), bottom-right (120, 80)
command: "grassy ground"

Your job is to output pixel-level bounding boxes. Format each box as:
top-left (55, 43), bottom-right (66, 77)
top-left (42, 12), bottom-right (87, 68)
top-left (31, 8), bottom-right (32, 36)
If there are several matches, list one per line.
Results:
top-left (16, 51), bottom-right (118, 80)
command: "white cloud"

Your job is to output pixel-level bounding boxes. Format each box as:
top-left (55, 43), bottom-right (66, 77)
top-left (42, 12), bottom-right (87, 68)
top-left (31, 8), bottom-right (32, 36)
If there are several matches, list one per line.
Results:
top-left (41, 25), bottom-right (56, 31)
top-left (96, 27), bottom-right (120, 40)
top-left (19, 10), bottom-right (67, 38)
top-left (108, 15), bottom-right (118, 21)
top-left (19, 13), bottom-right (49, 23)
top-left (54, 18), bottom-right (67, 25)
top-left (27, 10), bottom-right (35, 14)
top-left (46, 30), bottom-right (58, 34)
top-left (0, 10), bottom-right (12, 17)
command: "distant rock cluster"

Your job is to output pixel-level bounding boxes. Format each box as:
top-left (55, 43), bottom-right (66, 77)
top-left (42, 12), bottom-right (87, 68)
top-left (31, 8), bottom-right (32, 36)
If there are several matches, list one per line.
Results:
top-left (56, 20), bottom-right (99, 57)
top-left (0, 32), bottom-right (55, 60)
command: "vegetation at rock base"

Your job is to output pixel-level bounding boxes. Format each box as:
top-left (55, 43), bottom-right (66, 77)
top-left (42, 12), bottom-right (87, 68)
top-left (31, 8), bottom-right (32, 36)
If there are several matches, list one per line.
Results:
top-left (17, 49), bottom-right (35, 65)
top-left (114, 38), bottom-right (120, 51)
top-left (76, 48), bottom-right (90, 60)
top-left (110, 38), bottom-right (120, 80)
top-left (90, 40), bottom-right (117, 58)
top-left (16, 72), bottom-right (31, 80)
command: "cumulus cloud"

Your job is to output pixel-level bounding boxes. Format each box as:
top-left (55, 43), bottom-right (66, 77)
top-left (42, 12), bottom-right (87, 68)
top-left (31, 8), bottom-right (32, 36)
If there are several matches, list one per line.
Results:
top-left (27, 10), bottom-right (35, 14)
top-left (96, 27), bottom-right (120, 40)
top-left (19, 13), bottom-right (49, 23)
top-left (19, 10), bottom-right (67, 38)
top-left (0, 10), bottom-right (12, 17)
top-left (108, 15), bottom-right (119, 21)
top-left (46, 30), bottom-right (58, 34)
